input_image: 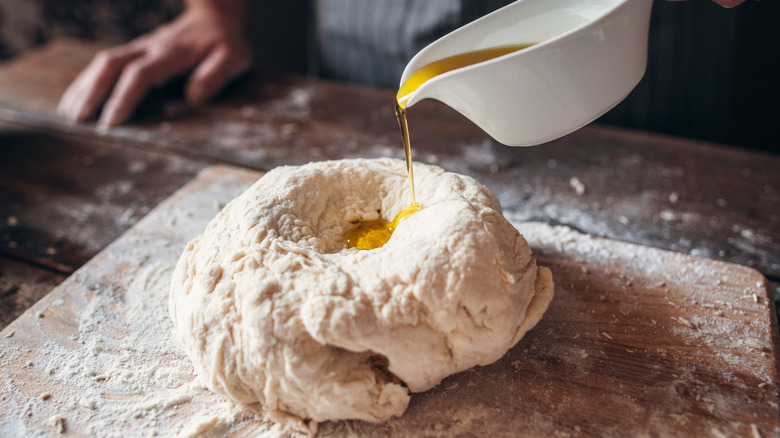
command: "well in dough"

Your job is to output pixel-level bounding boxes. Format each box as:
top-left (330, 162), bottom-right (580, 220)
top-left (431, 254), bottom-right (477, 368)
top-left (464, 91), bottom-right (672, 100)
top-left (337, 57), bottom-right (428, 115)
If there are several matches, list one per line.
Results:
top-left (169, 158), bottom-right (554, 428)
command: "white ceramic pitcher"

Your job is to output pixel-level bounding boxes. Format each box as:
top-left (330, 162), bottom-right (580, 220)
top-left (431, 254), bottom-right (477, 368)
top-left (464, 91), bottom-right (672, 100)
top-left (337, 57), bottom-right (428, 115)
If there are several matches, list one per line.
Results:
top-left (399, 0), bottom-right (654, 146)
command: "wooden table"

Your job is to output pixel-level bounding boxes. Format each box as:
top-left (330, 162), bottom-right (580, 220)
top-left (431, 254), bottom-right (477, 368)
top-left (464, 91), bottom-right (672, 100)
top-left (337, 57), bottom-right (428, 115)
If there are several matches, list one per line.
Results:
top-left (1, 39), bottom-right (778, 328)
top-left (0, 40), bottom-right (778, 435)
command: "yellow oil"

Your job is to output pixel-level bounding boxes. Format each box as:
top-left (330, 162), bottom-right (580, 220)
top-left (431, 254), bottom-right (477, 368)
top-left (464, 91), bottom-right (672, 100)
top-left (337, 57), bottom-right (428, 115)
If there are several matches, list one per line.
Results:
top-left (396, 44), bottom-right (535, 109)
top-left (395, 102), bottom-right (416, 205)
top-left (345, 203), bottom-right (421, 250)
top-left (346, 43), bottom-right (533, 251)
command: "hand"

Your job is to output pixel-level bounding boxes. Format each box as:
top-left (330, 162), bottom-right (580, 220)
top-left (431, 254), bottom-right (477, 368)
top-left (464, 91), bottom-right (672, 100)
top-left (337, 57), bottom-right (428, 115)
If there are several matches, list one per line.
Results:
top-left (712, 0), bottom-right (745, 7)
top-left (57, 0), bottom-right (251, 126)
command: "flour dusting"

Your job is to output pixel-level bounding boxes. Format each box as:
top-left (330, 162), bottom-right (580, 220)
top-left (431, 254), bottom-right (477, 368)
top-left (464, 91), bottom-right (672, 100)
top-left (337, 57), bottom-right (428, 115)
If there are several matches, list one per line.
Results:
top-left (1, 167), bottom-right (777, 437)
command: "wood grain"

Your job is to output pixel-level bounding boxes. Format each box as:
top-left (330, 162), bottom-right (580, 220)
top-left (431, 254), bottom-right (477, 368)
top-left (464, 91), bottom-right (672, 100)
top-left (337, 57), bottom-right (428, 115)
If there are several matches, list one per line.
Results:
top-left (0, 123), bottom-right (209, 273)
top-left (0, 166), bottom-right (777, 437)
top-left (0, 257), bottom-right (65, 328)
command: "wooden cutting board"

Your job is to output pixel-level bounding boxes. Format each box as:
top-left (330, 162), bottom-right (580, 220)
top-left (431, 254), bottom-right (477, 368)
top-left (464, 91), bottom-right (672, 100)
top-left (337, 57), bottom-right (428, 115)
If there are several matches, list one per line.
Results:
top-left (1, 165), bottom-right (778, 437)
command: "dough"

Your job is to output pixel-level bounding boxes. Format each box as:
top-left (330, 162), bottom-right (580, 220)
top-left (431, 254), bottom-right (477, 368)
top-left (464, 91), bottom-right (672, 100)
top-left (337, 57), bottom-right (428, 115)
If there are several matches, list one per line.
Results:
top-left (169, 158), bottom-right (553, 427)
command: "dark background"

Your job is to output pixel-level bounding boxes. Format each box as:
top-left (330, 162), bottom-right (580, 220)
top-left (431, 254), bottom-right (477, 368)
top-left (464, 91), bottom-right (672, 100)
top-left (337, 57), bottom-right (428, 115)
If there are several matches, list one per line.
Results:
top-left (599, 0), bottom-right (780, 154)
top-left (1, 0), bottom-right (777, 154)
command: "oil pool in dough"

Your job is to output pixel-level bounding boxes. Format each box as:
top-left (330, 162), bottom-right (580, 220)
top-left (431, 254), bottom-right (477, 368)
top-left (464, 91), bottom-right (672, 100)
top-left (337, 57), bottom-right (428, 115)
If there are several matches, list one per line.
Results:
top-left (169, 158), bottom-right (554, 430)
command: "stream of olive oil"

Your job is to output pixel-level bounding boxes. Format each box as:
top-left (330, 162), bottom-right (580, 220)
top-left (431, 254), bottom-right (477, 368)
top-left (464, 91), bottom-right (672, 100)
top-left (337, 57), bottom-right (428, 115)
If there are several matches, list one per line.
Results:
top-left (346, 44), bottom-right (534, 250)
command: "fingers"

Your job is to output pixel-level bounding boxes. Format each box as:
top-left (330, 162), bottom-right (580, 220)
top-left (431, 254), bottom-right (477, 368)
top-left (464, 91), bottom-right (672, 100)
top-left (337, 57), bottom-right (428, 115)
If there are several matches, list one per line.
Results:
top-left (57, 46), bottom-right (143, 122)
top-left (185, 43), bottom-right (252, 105)
top-left (62, 42), bottom-right (245, 126)
top-left (58, 5), bottom-right (253, 126)
top-left (712, 0), bottom-right (745, 7)
top-left (98, 48), bottom-right (201, 126)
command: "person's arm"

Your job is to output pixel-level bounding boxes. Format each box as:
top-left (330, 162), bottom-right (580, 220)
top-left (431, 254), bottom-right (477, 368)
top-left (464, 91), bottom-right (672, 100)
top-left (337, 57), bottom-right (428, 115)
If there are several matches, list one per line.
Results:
top-left (711, 0), bottom-right (745, 7)
top-left (57, 0), bottom-right (251, 126)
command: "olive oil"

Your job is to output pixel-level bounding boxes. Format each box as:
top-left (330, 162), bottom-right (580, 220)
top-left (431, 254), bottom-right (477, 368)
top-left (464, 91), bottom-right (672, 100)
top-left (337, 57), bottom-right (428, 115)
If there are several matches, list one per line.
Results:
top-left (396, 44), bottom-right (534, 109)
top-left (346, 44), bottom-right (534, 250)
top-left (345, 203), bottom-right (421, 250)
top-left (395, 102), bottom-right (416, 206)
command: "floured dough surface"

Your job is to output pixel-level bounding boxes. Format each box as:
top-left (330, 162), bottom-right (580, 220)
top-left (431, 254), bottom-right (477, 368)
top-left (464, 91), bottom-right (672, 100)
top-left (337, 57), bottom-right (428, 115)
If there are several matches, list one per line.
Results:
top-left (169, 158), bottom-right (553, 427)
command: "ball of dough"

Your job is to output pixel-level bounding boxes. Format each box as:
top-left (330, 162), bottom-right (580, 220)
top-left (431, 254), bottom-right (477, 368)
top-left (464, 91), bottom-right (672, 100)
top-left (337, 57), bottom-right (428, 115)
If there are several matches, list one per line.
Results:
top-left (169, 158), bottom-right (553, 426)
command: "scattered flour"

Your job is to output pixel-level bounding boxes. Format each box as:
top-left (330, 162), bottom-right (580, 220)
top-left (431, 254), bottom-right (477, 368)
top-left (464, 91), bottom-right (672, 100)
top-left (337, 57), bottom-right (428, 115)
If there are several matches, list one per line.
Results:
top-left (0, 173), bottom-right (272, 437)
top-left (1, 166), bottom-right (777, 437)
top-left (170, 159), bottom-right (554, 428)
